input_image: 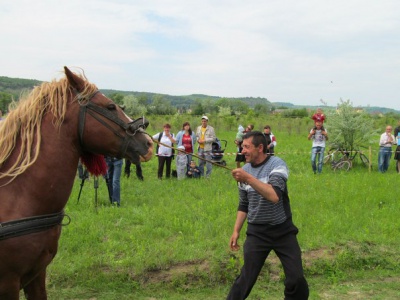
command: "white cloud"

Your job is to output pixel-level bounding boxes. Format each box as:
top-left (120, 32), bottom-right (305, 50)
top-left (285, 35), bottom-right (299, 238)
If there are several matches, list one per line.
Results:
top-left (1, 0), bottom-right (399, 109)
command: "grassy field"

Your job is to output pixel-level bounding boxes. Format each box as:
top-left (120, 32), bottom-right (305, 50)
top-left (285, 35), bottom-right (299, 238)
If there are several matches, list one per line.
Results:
top-left (43, 125), bottom-right (400, 299)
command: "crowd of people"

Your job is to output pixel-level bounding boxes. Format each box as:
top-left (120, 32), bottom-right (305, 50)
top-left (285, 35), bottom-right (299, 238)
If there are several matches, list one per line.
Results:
top-left (78, 111), bottom-right (400, 209)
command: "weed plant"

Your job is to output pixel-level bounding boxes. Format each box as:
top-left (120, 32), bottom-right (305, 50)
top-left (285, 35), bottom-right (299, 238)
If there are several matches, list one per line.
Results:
top-left (45, 123), bottom-right (400, 299)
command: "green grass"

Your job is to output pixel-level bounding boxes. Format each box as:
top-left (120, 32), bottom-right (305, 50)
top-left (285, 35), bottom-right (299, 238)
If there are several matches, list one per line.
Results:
top-left (43, 127), bottom-right (400, 299)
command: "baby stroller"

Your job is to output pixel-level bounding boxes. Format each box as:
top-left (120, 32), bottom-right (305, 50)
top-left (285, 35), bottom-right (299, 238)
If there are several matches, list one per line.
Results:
top-left (211, 138), bottom-right (227, 166)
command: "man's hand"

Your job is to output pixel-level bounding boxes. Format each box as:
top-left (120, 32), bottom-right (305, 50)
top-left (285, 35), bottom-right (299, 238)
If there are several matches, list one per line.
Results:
top-left (229, 232), bottom-right (240, 251)
top-left (231, 168), bottom-right (249, 183)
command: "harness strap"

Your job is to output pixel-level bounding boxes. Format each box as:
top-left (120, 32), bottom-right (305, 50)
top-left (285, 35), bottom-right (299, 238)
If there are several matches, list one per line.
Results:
top-left (78, 105), bottom-right (87, 149)
top-left (0, 211), bottom-right (70, 241)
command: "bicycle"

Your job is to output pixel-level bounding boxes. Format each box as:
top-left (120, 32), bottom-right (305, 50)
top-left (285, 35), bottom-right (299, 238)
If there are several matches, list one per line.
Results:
top-left (324, 147), bottom-right (370, 168)
top-left (331, 158), bottom-right (351, 172)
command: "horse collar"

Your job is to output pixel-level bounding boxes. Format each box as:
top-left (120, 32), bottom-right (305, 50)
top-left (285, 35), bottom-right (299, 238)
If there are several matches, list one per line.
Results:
top-left (0, 211), bottom-right (70, 241)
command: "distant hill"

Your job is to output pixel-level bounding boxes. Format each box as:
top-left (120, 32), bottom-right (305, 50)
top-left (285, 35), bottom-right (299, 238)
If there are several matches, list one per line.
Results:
top-left (100, 89), bottom-right (271, 108)
top-left (273, 102), bottom-right (400, 114)
top-left (0, 76), bottom-right (398, 114)
top-left (0, 76), bottom-right (42, 98)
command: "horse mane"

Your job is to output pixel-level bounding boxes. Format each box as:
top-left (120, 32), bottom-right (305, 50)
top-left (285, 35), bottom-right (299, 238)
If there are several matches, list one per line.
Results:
top-left (0, 70), bottom-right (98, 184)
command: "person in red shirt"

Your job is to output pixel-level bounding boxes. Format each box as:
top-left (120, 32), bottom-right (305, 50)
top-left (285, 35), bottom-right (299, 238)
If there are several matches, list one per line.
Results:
top-left (175, 121), bottom-right (197, 168)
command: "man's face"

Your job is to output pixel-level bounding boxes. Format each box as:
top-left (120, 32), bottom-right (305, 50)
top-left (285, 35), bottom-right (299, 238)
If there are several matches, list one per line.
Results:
top-left (201, 119), bottom-right (208, 127)
top-left (241, 137), bottom-right (260, 163)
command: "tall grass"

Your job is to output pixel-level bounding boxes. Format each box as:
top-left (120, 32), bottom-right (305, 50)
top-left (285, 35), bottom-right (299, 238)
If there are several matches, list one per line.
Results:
top-left (45, 124), bottom-right (400, 299)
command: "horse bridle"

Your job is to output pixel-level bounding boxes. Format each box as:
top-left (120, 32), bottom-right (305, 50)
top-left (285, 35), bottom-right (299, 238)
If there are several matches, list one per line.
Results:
top-left (76, 90), bottom-right (149, 158)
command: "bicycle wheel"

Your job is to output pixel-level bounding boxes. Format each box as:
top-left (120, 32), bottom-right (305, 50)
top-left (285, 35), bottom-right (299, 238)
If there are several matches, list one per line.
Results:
top-left (323, 153), bottom-right (332, 164)
top-left (359, 153), bottom-right (370, 168)
top-left (333, 160), bottom-right (351, 172)
top-left (323, 148), bottom-right (335, 164)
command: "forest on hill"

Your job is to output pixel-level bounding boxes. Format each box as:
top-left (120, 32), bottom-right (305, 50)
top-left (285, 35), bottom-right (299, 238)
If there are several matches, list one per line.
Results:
top-left (0, 75), bottom-right (399, 116)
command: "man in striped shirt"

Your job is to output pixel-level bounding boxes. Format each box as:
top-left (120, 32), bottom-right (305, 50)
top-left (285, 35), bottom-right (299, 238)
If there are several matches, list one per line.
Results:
top-left (227, 131), bottom-right (309, 300)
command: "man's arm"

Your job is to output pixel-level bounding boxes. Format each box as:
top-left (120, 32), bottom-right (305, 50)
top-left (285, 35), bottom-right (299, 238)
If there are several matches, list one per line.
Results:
top-left (205, 126), bottom-right (217, 143)
top-left (231, 168), bottom-right (279, 203)
top-left (229, 211), bottom-right (247, 251)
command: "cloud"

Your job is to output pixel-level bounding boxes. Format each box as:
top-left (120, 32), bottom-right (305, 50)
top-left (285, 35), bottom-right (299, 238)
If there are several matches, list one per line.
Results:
top-left (1, 0), bottom-right (399, 110)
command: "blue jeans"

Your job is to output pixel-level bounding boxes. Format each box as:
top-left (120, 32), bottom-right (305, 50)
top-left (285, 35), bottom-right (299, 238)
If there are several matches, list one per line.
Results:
top-left (378, 147), bottom-right (392, 173)
top-left (198, 148), bottom-right (212, 177)
top-left (106, 157), bottom-right (123, 206)
top-left (311, 146), bottom-right (325, 173)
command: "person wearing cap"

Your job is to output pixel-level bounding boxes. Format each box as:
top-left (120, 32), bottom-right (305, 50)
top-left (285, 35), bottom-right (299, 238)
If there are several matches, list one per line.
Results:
top-left (195, 116), bottom-right (216, 177)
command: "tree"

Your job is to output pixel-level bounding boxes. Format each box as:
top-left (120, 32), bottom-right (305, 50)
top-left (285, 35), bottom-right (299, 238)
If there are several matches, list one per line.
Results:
top-left (191, 99), bottom-right (204, 115)
top-left (148, 95), bottom-right (176, 115)
top-left (327, 99), bottom-right (378, 150)
top-left (253, 103), bottom-right (271, 117)
top-left (108, 93), bottom-right (125, 105)
top-left (122, 95), bottom-right (147, 117)
top-left (0, 92), bottom-right (13, 112)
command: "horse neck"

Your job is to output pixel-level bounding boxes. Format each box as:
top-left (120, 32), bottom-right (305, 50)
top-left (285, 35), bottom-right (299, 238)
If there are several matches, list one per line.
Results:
top-left (1, 111), bottom-right (80, 218)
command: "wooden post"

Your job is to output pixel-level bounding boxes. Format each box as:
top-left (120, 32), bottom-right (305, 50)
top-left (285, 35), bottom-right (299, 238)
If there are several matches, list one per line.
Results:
top-left (369, 146), bottom-right (372, 173)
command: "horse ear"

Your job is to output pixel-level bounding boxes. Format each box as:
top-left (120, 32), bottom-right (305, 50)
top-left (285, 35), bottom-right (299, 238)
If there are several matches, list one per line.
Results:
top-left (64, 66), bottom-right (86, 92)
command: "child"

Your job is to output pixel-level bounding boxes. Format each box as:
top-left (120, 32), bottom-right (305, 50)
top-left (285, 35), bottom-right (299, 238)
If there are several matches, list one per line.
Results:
top-left (311, 108), bottom-right (326, 130)
top-left (234, 125), bottom-right (244, 151)
top-left (186, 160), bottom-right (201, 178)
top-left (176, 145), bottom-right (187, 180)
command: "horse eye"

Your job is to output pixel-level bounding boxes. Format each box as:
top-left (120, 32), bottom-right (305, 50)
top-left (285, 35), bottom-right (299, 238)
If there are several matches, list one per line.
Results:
top-left (107, 104), bottom-right (116, 110)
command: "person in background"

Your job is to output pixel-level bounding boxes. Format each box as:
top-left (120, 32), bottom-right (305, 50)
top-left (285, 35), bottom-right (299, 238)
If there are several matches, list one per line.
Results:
top-left (105, 156), bottom-right (123, 207)
top-left (235, 125), bottom-right (253, 168)
top-left (195, 116), bottom-right (216, 178)
top-left (176, 145), bottom-right (187, 180)
top-left (308, 121), bottom-right (328, 174)
top-left (226, 131), bottom-right (309, 300)
top-left (311, 108), bottom-right (326, 130)
top-left (153, 123), bottom-right (176, 179)
top-left (235, 125), bottom-right (245, 148)
top-left (378, 125), bottom-right (396, 173)
top-left (124, 159), bottom-right (144, 181)
top-left (175, 121), bottom-right (197, 167)
top-left (186, 160), bottom-right (201, 178)
top-left (77, 158), bottom-right (89, 180)
top-left (263, 125), bottom-right (277, 156)
top-left (394, 120), bottom-right (400, 173)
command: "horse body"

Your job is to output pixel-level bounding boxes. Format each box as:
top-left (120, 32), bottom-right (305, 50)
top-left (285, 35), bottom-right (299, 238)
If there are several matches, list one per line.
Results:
top-left (0, 67), bottom-right (153, 299)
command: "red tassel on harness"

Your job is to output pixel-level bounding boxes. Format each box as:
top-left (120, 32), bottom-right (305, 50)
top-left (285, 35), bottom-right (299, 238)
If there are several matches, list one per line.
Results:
top-left (80, 153), bottom-right (107, 176)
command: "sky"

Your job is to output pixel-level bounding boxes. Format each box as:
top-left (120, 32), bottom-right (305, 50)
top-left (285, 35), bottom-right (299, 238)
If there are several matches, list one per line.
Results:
top-left (1, 0), bottom-right (399, 110)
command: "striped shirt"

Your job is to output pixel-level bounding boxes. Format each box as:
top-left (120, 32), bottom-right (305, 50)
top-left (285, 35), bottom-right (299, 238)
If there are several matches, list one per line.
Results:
top-left (238, 156), bottom-right (292, 225)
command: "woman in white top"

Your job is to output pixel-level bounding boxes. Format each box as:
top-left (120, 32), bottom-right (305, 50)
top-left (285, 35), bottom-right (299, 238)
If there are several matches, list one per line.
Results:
top-left (152, 123), bottom-right (176, 179)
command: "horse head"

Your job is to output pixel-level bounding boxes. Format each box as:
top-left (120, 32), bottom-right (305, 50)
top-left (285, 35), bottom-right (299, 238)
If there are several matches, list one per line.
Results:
top-left (64, 67), bottom-right (153, 164)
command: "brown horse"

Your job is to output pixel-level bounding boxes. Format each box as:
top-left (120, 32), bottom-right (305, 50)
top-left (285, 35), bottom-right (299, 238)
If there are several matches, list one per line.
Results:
top-left (0, 67), bottom-right (153, 299)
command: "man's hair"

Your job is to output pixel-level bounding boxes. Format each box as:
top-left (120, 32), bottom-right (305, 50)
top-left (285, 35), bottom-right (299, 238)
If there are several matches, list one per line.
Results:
top-left (243, 131), bottom-right (268, 153)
